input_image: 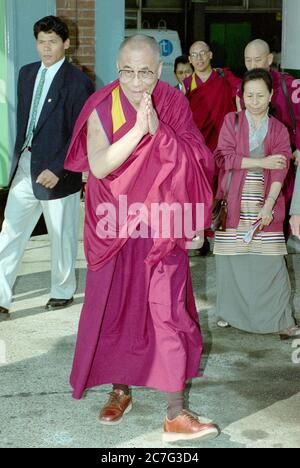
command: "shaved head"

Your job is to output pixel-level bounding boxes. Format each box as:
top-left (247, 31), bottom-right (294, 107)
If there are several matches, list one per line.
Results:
top-left (244, 39), bottom-right (273, 71)
top-left (118, 34), bottom-right (160, 64)
top-left (245, 39), bottom-right (270, 55)
top-left (189, 41), bottom-right (210, 55)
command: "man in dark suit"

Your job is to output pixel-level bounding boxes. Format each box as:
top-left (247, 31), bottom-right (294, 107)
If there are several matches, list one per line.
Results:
top-left (0, 16), bottom-right (94, 320)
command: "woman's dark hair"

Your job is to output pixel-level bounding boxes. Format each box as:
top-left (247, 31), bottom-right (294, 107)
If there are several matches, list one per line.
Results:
top-left (34, 16), bottom-right (69, 42)
top-left (242, 68), bottom-right (273, 94)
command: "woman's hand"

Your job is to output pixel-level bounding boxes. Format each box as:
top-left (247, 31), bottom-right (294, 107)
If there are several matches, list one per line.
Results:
top-left (262, 155), bottom-right (287, 170)
top-left (293, 150), bottom-right (300, 167)
top-left (257, 204), bottom-right (274, 229)
top-left (290, 215), bottom-right (300, 240)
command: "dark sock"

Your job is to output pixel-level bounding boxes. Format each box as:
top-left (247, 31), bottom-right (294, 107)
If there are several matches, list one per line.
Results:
top-left (167, 391), bottom-right (185, 420)
top-left (112, 384), bottom-right (130, 395)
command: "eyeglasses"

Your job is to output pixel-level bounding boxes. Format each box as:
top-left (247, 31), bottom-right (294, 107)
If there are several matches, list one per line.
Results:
top-left (190, 51), bottom-right (210, 59)
top-left (118, 69), bottom-right (156, 83)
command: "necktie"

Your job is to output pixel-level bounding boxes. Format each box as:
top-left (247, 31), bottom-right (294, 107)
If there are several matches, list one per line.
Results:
top-left (22, 68), bottom-right (47, 151)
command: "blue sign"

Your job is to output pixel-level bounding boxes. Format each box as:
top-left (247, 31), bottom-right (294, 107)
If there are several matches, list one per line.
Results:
top-left (159, 39), bottom-right (174, 57)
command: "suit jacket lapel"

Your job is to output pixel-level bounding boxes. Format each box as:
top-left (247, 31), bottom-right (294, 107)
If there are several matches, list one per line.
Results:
top-left (20, 63), bottom-right (40, 140)
top-left (34, 60), bottom-right (68, 137)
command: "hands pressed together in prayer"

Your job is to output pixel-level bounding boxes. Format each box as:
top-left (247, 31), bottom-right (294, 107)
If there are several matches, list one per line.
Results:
top-left (135, 92), bottom-right (159, 138)
top-left (36, 170), bottom-right (59, 189)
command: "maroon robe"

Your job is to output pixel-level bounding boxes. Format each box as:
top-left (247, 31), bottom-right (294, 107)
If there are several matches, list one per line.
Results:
top-left (184, 69), bottom-right (241, 153)
top-left (64, 80), bottom-right (214, 398)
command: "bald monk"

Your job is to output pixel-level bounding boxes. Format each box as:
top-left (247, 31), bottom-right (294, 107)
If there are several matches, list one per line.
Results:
top-left (183, 41), bottom-right (241, 153)
top-left (64, 35), bottom-right (218, 443)
top-left (241, 39), bottom-right (300, 235)
top-left (242, 39), bottom-right (300, 158)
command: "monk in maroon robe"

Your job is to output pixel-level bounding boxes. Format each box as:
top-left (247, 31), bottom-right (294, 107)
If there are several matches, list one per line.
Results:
top-left (183, 41), bottom-right (241, 251)
top-left (240, 39), bottom-right (300, 236)
top-left (183, 41), bottom-right (241, 154)
top-left (64, 35), bottom-right (218, 443)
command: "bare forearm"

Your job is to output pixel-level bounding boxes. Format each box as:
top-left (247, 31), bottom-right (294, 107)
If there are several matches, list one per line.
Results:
top-left (89, 125), bottom-right (144, 179)
top-left (242, 154), bottom-right (287, 171)
top-left (241, 158), bottom-right (264, 170)
top-left (258, 182), bottom-right (282, 227)
top-left (264, 182), bottom-right (282, 209)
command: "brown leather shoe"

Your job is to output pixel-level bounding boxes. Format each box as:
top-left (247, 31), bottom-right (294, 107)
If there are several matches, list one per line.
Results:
top-left (0, 307), bottom-right (10, 321)
top-left (99, 389), bottom-right (132, 425)
top-left (163, 410), bottom-right (219, 443)
top-left (279, 326), bottom-right (300, 341)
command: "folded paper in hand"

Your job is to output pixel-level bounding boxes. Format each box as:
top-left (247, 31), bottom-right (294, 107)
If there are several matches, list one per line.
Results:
top-left (243, 219), bottom-right (262, 245)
